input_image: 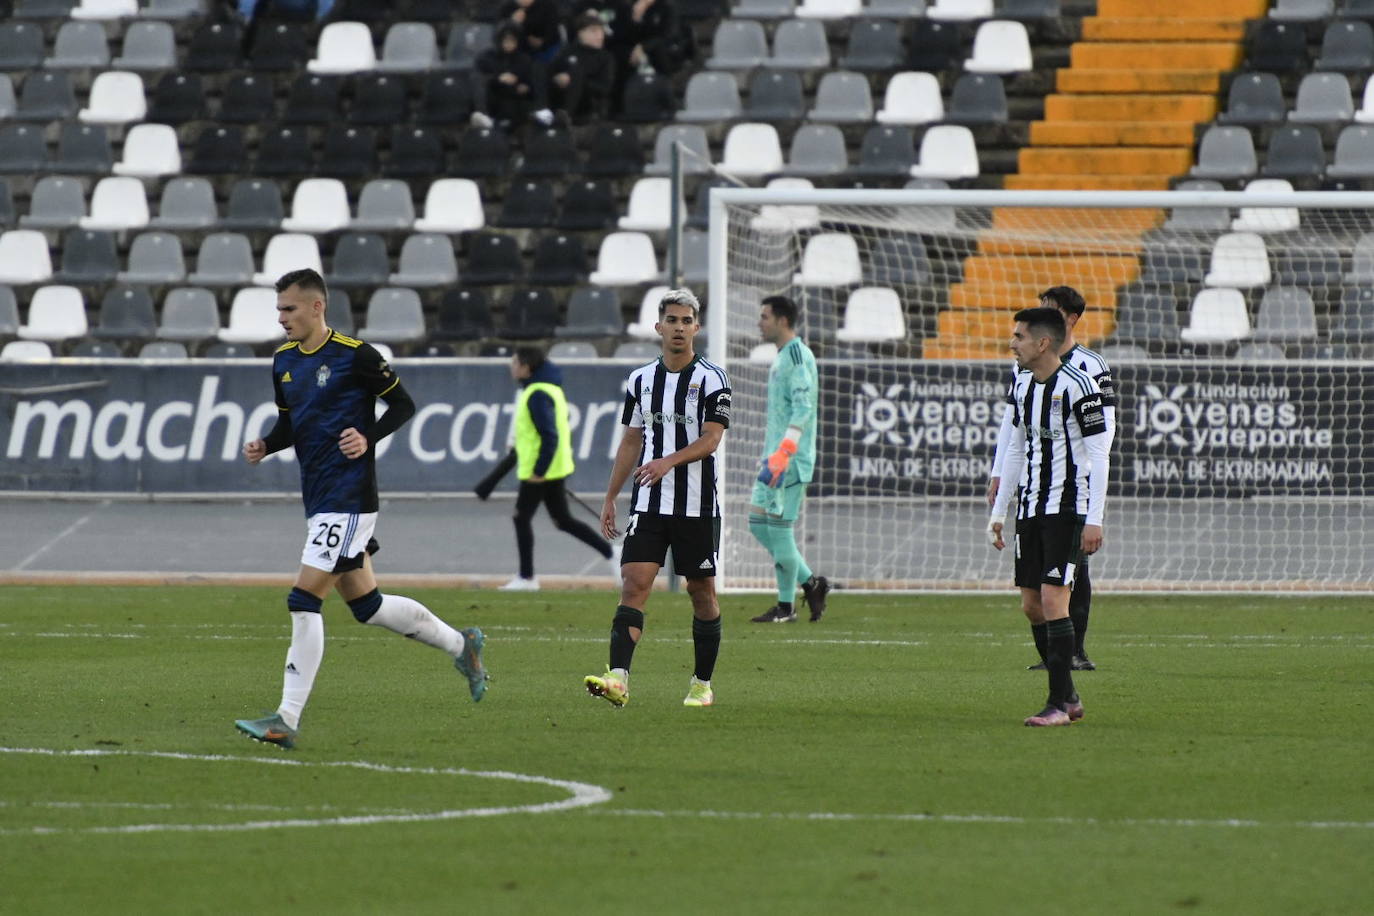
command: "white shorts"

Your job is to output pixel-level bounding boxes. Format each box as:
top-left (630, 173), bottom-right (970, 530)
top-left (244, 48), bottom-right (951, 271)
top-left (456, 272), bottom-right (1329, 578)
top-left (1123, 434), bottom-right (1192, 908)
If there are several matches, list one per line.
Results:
top-left (300, 512), bottom-right (378, 573)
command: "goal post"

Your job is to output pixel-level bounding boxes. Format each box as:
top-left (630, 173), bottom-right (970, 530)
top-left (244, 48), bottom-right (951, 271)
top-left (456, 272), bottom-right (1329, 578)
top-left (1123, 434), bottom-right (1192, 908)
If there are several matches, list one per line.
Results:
top-left (707, 188), bottom-right (1374, 593)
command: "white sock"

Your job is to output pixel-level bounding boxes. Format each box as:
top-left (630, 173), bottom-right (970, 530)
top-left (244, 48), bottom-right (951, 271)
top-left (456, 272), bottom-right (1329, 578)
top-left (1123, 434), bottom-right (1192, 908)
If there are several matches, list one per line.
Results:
top-left (611, 667), bottom-right (629, 683)
top-left (277, 611), bottom-right (324, 730)
top-left (366, 593), bottom-right (464, 656)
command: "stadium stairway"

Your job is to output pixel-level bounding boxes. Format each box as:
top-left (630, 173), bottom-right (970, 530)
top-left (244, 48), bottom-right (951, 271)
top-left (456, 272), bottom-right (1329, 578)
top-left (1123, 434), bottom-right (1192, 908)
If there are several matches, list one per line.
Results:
top-left (923, 0), bottom-right (1264, 359)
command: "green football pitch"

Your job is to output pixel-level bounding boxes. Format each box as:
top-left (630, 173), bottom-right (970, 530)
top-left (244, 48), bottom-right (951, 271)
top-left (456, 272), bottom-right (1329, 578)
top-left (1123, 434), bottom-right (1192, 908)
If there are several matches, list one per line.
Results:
top-left (2, 585), bottom-right (1370, 915)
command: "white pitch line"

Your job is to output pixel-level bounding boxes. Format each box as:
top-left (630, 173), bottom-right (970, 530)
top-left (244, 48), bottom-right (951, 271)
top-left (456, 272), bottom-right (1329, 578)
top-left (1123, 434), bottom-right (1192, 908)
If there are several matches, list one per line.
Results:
top-left (0, 747), bottom-right (611, 836)
top-left (15, 513), bottom-right (94, 571)
top-left (595, 808), bottom-right (1374, 832)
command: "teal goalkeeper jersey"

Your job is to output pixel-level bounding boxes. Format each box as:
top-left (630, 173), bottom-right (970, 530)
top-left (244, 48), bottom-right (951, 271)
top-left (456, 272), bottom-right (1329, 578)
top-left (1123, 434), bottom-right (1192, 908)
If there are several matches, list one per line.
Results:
top-left (763, 336), bottom-right (818, 483)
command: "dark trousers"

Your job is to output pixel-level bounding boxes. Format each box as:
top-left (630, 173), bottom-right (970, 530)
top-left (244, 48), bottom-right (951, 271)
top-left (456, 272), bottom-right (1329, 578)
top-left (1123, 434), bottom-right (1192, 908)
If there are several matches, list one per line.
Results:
top-left (514, 478), bottom-right (610, 579)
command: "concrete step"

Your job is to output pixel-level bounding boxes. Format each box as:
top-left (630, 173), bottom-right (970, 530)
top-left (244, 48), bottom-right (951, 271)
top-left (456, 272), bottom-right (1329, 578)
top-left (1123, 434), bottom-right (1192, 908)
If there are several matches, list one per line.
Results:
top-left (1018, 146), bottom-right (1194, 175)
top-left (1081, 17), bottom-right (1249, 42)
top-left (1055, 69), bottom-right (1223, 94)
top-left (1044, 93), bottom-right (1218, 122)
top-left (1030, 120), bottom-right (1198, 146)
top-left (1071, 41), bottom-right (1243, 71)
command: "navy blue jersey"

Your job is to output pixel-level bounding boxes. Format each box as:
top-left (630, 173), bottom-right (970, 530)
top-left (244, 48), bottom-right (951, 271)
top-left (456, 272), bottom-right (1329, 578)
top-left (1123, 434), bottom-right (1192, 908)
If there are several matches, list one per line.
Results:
top-left (272, 332), bottom-right (398, 515)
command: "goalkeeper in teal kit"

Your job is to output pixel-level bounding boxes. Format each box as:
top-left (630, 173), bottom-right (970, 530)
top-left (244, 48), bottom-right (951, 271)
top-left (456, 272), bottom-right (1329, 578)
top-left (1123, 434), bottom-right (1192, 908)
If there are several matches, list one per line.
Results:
top-left (750, 296), bottom-right (831, 623)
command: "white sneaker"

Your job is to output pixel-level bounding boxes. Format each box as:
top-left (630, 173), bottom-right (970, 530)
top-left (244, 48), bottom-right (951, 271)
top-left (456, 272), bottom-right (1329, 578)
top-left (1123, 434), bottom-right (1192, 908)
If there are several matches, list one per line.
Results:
top-left (469, 111), bottom-right (494, 129)
top-left (533, 108), bottom-right (555, 127)
top-left (498, 576), bottom-right (539, 591)
top-left (607, 541), bottom-right (622, 579)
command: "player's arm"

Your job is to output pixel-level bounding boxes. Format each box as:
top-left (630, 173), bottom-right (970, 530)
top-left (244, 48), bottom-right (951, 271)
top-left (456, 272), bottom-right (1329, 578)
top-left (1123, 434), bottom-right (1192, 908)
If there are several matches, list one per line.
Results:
top-left (635, 385), bottom-right (730, 486)
top-left (244, 368), bottom-right (292, 464)
top-left (1075, 388), bottom-right (1110, 555)
top-left (986, 369), bottom-right (1018, 505)
top-left (987, 421), bottom-right (1025, 550)
top-left (765, 360), bottom-right (816, 486)
top-left (341, 344), bottom-right (415, 459)
top-left (1095, 366), bottom-right (1118, 452)
top-left (602, 427), bottom-right (642, 539)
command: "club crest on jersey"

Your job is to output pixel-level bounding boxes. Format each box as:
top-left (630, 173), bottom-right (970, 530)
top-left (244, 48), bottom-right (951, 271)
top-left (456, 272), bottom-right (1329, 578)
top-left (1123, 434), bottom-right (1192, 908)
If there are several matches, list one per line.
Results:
top-left (686, 383), bottom-right (700, 401)
top-left (316, 364), bottom-right (331, 387)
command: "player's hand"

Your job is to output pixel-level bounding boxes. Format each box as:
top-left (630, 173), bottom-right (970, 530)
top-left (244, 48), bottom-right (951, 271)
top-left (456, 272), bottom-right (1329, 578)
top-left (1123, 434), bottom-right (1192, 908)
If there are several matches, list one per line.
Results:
top-left (765, 439), bottom-right (797, 487)
top-left (338, 427), bottom-right (368, 460)
top-left (1081, 524), bottom-right (1103, 556)
top-left (985, 477), bottom-right (1000, 507)
top-left (243, 439), bottom-right (267, 465)
top-left (986, 519), bottom-right (1004, 550)
top-left (529, 474), bottom-right (545, 483)
top-left (635, 458), bottom-right (673, 487)
top-left (600, 499), bottom-right (620, 539)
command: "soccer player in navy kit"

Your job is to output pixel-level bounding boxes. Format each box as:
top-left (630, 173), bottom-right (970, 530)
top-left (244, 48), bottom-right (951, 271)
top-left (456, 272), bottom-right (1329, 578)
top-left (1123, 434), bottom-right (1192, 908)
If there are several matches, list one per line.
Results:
top-left (234, 269), bottom-right (487, 750)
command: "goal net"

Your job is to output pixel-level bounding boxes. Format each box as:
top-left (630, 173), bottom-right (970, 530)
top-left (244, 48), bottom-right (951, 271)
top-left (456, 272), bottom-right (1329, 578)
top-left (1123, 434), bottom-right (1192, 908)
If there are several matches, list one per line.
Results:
top-left (705, 188), bottom-right (1374, 593)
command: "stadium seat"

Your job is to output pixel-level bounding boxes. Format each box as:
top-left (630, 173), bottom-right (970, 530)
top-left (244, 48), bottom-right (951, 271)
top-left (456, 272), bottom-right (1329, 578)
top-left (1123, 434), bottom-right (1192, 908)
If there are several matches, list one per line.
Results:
top-left (462, 232), bottom-right (524, 286)
top-left (945, 74), bottom-right (1008, 125)
top-left (1218, 72), bottom-right (1286, 125)
top-left (868, 235), bottom-right (933, 286)
top-left (214, 75), bottom-right (273, 125)
top-left (68, 338), bottom-right (126, 358)
top-left (435, 287), bottom-right (493, 340)
top-left (79, 72), bottom-right (146, 125)
top-left (16, 72), bottom-right (77, 122)
top-left (0, 340), bottom-right (53, 361)
top-left (452, 126), bottom-right (510, 178)
top-left (687, 177), bottom-right (735, 230)
top-left (678, 72), bottom-right (743, 122)
top-left (282, 178), bottom-right (352, 234)
top-left (627, 285), bottom-right (671, 339)
top-left (0, 231), bottom-right (52, 284)
top-left (352, 179), bottom-right (415, 231)
top-left (1269, 0), bottom-right (1333, 16)
top-left (390, 233), bottom-right (458, 287)
top-left (548, 341), bottom-right (597, 359)
top-left (853, 125), bottom-right (917, 177)
top-left (619, 178), bottom-right (677, 232)
top-left (720, 122), bottom-right (784, 177)
top-left (862, 0), bottom-right (926, 13)
top-left (222, 179), bottom-right (283, 231)
top-left (529, 233), bottom-right (590, 285)
top-left (494, 180), bottom-right (556, 230)
top-left (645, 125), bottom-right (712, 176)
top-left (1203, 232), bottom-right (1271, 287)
top-left (1251, 286), bottom-right (1317, 340)
top-left (1189, 126), bottom-right (1258, 180)
top-left (614, 340), bottom-right (660, 359)
top-left (744, 69), bottom-right (806, 121)
top-left (584, 125), bottom-right (645, 177)
top-left (81, 177), bottom-right (150, 231)
top-left (1232, 341), bottom-right (1285, 359)
top-left (839, 19), bottom-right (905, 71)
top-left (118, 231), bottom-right (185, 285)
top-left (927, 0), bottom-right (992, 19)
top-left (56, 229), bottom-right (119, 284)
top-left (283, 73), bottom-right (342, 124)
top-left (377, 22), bottom-right (438, 72)
top-left (751, 177), bottom-right (822, 232)
top-left (0, 181), bottom-right (13, 228)
top-left (21, 177), bottom-right (86, 230)
top-left (835, 287), bottom-right (905, 342)
top-left (1000, 0), bottom-right (1060, 17)
top-left (876, 72), bottom-right (943, 125)
top-left (414, 179), bottom-right (484, 233)
top-left (589, 232), bottom-right (662, 286)
top-left (1231, 179), bottom-right (1300, 233)
top-left (184, 19), bottom-right (241, 72)
top-left (809, 71), bottom-right (873, 123)
top-left (253, 234), bottom-right (323, 287)
top-left (1112, 290), bottom-right (1180, 343)
top-left (797, 0), bottom-right (860, 15)
top-left (318, 126), bottom-right (376, 179)
top-left (908, 125), bottom-right (979, 180)
top-left (1180, 288), bottom-right (1251, 343)
top-left (19, 286), bottom-right (87, 343)
top-left (1344, 232), bottom-right (1374, 282)
top-left (327, 288), bottom-right (355, 335)
top-left (46, 21), bottom-right (111, 69)
top-left (186, 125), bottom-right (247, 176)
top-left (680, 228), bottom-right (709, 285)
top-left (1260, 125), bottom-right (1326, 179)
top-left (1162, 179), bottom-right (1228, 230)
top-left (1330, 285), bottom-right (1374, 338)
top-left (965, 21), bottom-right (1033, 74)
top-left (188, 233), bottom-right (255, 286)
top-left (71, 0), bottom-right (138, 17)
top-left (706, 20), bottom-right (769, 70)
top-left (520, 128), bottom-right (580, 178)
top-left (0, 77), bottom-right (14, 122)
top-left (139, 341), bottom-right (189, 359)
top-left (112, 21), bottom-right (176, 70)
top-left (1272, 248), bottom-right (1342, 286)
top-left (141, 0), bottom-right (205, 16)
top-left (735, 0), bottom-right (796, 15)
top-left (1315, 20), bottom-right (1374, 71)
top-left (782, 125), bottom-right (849, 177)
top-left (385, 126), bottom-right (446, 179)
top-left (0, 287), bottom-right (23, 335)
top-left (219, 287), bottom-right (284, 344)
top-left (157, 287), bottom-right (220, 342)
top-left (765, 19), bottom-right (830, 69)
top-left (328, 233), bottom-right (391, 288)
top-left (0, 23), bottom-right (44, 71)
top-left (248, 21), bottom-right (309, 72)
top-left (1248, 20), bottom-right (1306, 72)
top-left (359, 288), bottom-right (426, 345)
top-left (0, 124), bottom-right (48, 174)
top-left (557, 180), bottom-right (619, 231)
top-left (500, 288), bottom-right (560, 340)
top-left (201, 342), bottom-right (257, 358)
top-left (443, 22), bottom-right (494, 70)
top-left (53, 123), bottom-right (112, 175)
top-left (349, 73), bottom-right (408, 126)
top-left (906, 20), bottom-right (964, 72)
top-left (113, 124), bottom-right (181, 178)
top-left (147, 73), bottom-right (206, 124)
top-left (308, 22), bottom-right (377, 74)
top-left (417, 72), bottom-right (477, 125)
top-left (1289, 72), bottom-right (1354, 124)
top-left (94, 286), bottom-right (156, 340)
top-left (794, 232), bottom-right (863, 287)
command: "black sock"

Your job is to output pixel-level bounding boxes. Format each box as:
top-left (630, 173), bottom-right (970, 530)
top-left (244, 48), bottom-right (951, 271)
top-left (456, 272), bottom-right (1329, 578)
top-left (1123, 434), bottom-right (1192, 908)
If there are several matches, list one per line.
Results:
top-left (1069, 564), bottom-right (1091, 656)
top-left (778, 601), bottom-right (793, 614)
top-left (692, 616), bottom-right (721, 681)
top-left (1045, 617), bottom-right (1076, 708)
top-left (1030, 622), bottom-right (1049, 664)
top-left (609, 605), bottom-right (643, 672)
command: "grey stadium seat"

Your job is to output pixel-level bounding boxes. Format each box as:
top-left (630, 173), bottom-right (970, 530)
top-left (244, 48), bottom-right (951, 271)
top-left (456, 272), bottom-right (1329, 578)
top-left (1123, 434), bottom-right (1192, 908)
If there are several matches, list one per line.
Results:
top-left (0, 286), bottom-right (19, 336)
top-left (223, 179), bottom-right (284, 231)
top-left (744, 70), bottom-right (805, 121)
top-left (734, 0), bottom-right (795, 15)
top-left (678, 72), bottom-right (742, 122)
top-left (139, 341), bottom-right (189, 359)
top-left (151, 177), bottom-right (218, 230)
top-left (556, 287), bottom-right (623, 338)
top-left (53, 123), bottom-right (112, 174)
top-left (328, 233), bottom-right (391, 288)
top-left (1251, 286), bottom-right (1317, 340)
top-left (0, 124), bottom-right (48, 173)
top-left (945, 73), bottom-right (1008, 125)
top-left (21, 177), bottom-right (86, 230)
top-left (46, 21), bottom-right (110, 69)
top-left (765, 19), bottom-right (830, 70)
top-left (94, 286), bottom-right (157, 340)
top-left (157, 287), bottom-right (220, 342)
top-left (808, 71), bottom-right (873, 123)
top-left (852, 125), bottom-right (916, 177)
top-left (16, 72), bottom-right (78, 122)
top-left (112, 21), bottom-right (177, 70)
top-left (359, 288), bottom-right (427, 345)
top-left (56, 229), bottom-right (119, 284)
top-left (645, 125), bottom-right (712, 176)
top-left (839, 19), bottom-right (905, 71)
top-left (1218, 72), bottom-right (1286, 125)
top-left (187, 233), bottom-right (255, 286)
top-left (706, 20), bottom-right (769, 70)
top-left (783, 124), bottom-right (849, 177)
top-left (1190, 125), bottom-right (1258, 179)
top-left (118, 232), bottom-right (186, 285)
top-left (1315, 20), bottom-right (1374, 71)
top-left (1327, 124), bottom-right (1374, 176)
top-left (352, 178), bottom-right (415, 231)
top-left (390, 233), bottom-right (457, 287)
top-left (1260, 125), bottom-right (1326, 178)
top-left (1288, 72), bottom-right (1354, 123)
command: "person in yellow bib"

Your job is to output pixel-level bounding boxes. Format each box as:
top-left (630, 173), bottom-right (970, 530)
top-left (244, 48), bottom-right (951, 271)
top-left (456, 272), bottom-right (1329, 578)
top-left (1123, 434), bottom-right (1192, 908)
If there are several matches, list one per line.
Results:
top-left (501, 346), bottom-right (619, 591)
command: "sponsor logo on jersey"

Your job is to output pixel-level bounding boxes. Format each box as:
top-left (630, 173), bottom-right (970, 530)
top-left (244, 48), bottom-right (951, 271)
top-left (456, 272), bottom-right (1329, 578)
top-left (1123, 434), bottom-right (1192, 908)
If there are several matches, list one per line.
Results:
top-left (646, 410), bottom-right (694, 425)
top-left (316, 364), bottom-right (331, 388)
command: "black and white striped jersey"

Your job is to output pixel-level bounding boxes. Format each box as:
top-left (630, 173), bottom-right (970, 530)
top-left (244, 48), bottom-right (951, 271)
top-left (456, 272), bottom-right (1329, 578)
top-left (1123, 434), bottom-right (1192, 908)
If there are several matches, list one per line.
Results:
top-left (991, 343), bottom-right (1117, 481)
top-left (620, 356), bottom-right (731, 517)
top-left (1003, 364), bottom-right (1108, 522)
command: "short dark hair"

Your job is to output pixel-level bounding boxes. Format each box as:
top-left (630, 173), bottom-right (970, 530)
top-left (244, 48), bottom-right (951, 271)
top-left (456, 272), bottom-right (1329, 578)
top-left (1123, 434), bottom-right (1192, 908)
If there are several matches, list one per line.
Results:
top-left (574, 12), bottom-right (604, 32)
top-left (1015, 306), bottom-right (1067, 351)
top-left (762, 295), bottom-right (799, 328)
top-left (275, 268), bottom-right (328, 301)
top-left (1039, 285), bottom-right (1086, 317)
top-left (514, 345), bottom-right (546, 372)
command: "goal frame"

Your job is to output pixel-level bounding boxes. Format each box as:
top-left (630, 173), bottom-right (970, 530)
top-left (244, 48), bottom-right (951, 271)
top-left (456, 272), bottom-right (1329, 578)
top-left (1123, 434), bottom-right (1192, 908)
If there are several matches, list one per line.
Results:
top-left (706, 188), bottom-right (1374, 595)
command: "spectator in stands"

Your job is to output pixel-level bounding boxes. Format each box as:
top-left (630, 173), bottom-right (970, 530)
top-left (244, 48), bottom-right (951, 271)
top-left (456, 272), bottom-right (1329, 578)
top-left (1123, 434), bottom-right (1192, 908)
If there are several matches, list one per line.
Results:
top-left (499, 0), bottom-right (564, 61)
top-left (237, 0), bottom-right (333, 22)
top-left (576, 0), bottom-right (690, 80)
top-left (547, 14), bottom-right (616, 125)
top-left (472, 21), bottom-right (551, 130)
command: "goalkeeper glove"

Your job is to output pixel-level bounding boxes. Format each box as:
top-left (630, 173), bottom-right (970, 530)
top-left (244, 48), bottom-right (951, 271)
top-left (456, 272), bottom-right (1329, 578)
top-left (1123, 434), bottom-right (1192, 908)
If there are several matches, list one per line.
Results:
top-left (764, 439), bottom-right (797, 488)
